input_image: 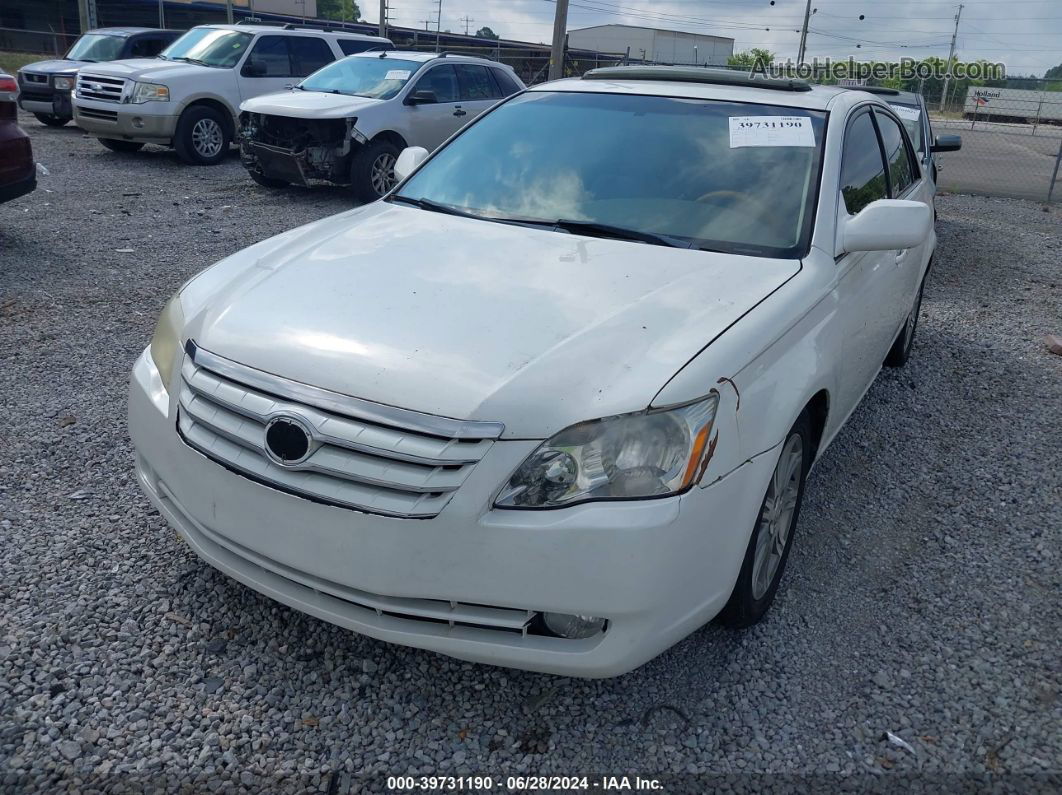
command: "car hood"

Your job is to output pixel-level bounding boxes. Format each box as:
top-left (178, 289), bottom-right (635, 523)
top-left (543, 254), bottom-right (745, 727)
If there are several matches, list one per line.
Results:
top-left (241, 90), bottom-right (385, 118)
top-left (185, 203), bottom-right (799, 438)
top-left (79, 58), bottom-right (214, 81)
top-left (20, 59), bottom-right (82, 76)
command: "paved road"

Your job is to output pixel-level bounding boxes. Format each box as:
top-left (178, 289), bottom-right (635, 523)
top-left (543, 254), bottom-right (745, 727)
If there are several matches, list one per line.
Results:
top-left (931, 119), bottom-right (1062, 202)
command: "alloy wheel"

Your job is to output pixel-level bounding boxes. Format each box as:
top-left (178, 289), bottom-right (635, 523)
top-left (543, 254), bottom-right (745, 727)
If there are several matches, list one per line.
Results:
top-left (370, 152), bottom-right (397, 196)
top-left (751, 433), bottom-right (803, 600)
top-left (192, 118), bottom-right (224, 159)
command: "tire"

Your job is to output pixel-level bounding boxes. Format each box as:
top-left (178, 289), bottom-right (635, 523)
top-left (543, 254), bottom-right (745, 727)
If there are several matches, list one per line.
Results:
top-left (248, 170), bottom-right (289, 189)
top-left (98, 138), bottom-right (145, 153)
top-left (174, 105), bottom-right (231, 166)
top-left (884, 272), bottom-right (927, 368)
top-left (349, 139), bottom-right (400, 203)
top-left (718, 411), bottom-right (811, 629)
top-left (34, 113), bottom-right (70, 127)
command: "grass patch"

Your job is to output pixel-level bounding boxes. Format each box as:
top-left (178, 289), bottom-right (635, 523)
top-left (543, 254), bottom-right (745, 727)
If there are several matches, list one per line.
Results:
top-left (0, 51), bottom-right (54, 75)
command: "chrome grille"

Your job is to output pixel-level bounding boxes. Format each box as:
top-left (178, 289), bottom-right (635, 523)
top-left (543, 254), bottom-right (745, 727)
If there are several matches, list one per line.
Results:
top-left (76, 73), bottom-right (127, 102)
top-left (176, 341), bottom-right (502, 518)
top-left (23, 72), bottom-right (48, 84)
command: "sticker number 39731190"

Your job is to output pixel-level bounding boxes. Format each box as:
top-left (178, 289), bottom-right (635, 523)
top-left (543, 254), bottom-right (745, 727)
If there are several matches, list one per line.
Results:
top-left (729, 116), bottom-right (816, 148)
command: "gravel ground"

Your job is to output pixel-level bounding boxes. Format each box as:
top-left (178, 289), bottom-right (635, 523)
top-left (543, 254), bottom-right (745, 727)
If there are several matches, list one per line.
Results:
top-left (1, 114), bottom-right (1060, 793)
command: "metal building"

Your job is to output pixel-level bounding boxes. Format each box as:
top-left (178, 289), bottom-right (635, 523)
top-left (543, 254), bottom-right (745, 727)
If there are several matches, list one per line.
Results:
top-left (567, 24), bottom-right (735, 67)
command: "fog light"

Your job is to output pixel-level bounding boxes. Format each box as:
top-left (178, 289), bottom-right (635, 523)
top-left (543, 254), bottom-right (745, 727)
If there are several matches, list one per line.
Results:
top-left (542, 613), bottom-right (606, 639)
top-left (132, 116), bottom-right (144, 128)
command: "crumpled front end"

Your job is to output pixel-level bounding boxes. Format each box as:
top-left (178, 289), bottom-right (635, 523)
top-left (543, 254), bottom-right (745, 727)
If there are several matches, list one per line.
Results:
top-left (239, 112), bottom-right (356, 186)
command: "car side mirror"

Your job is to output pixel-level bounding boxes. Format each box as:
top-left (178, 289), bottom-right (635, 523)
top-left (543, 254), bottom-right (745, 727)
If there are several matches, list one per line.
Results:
top-left (406, 89), bottom-right (438, 106)
top-left (930, 134), bottom-right (962, 153)
top-left (242, 60), bottom-right (267, 77)
top-left (394, 146), bottom-right (429, 182)
top-left (842, 199), bottom-right (931, 253)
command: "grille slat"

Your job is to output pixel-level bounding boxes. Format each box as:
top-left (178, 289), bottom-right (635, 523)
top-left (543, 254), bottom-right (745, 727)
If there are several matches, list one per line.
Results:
top-left (176, 345), bottom-right (496, 518)
top-left (76, 73), bottom-right (127, 103)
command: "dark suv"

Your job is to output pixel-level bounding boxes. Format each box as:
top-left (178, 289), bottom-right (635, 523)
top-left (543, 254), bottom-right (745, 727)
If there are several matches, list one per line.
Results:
top-left (17, 27), bottom-right (181, 127)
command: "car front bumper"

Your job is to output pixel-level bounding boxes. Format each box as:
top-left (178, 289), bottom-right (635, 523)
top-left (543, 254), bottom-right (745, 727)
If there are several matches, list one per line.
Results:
top-left (20, 91), bottom-right (73, 118)
top-left (129, 347), bottom-right (775, 677)
top-left (73, 98), bottom-right (177, 143)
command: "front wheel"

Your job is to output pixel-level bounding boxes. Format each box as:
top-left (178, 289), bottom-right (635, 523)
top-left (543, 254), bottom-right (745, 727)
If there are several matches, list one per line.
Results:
top-left (174, 106), bottom-right (231, 166)
top-left (718, 412), bottom-right (810, 628)
top-left (349, 140), bottom-right (400, 203)
top-left (34, 113), bottom-right (70, 127)
top-left (98, 138), bottom-right (144, 153)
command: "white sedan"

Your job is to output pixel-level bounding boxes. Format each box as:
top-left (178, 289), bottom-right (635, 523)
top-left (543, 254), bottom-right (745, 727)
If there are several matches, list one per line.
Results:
top-left (129, 67), bottom-right (934, 677)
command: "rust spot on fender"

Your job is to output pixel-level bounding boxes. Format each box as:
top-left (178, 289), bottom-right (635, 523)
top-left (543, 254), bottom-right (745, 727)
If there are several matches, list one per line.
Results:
top-left (695, 431), bottom-right (719, 483)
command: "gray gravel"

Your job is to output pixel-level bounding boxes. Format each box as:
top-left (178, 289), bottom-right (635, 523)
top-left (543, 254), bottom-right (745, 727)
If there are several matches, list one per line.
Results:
top-left (1, 114), bottom-right (1060, 792)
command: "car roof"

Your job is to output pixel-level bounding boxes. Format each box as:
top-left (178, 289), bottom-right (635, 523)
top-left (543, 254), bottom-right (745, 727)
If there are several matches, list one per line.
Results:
top-left (198, 23), bottom-right (389, 41)
top-left (348, 50), bottom-right (509, 66)
top-left (89, 27), bottom-right (171, 37)
top-left (532, 67), bottom-right (851, 111)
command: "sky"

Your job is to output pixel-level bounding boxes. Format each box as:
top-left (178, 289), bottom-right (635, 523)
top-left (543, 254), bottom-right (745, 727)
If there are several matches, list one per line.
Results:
top-left (373, 0), bottom-right (1062, 78)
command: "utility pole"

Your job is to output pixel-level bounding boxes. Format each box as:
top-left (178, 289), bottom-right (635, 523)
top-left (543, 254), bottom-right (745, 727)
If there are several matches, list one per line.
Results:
top-left (797, 0), bottom-right (813, 63)
top-left (158, 0), bottom-right (165, 28)
top-left (226, 0), bottom-right (234, 24)
top-left (77, 0), bottom-right (98, 33)
top-left (421, 20), bottom-right (433, 31)
top-left (379, 0), bottom-right (387, 38)
top-left (460, 15), bottom-right (474, 35)
top-left (939, 3), bottom-right (964, 113)
top-left (435, 0), bottom-right (443, 53)
top-left (548, 0), bottom-right (569, 81)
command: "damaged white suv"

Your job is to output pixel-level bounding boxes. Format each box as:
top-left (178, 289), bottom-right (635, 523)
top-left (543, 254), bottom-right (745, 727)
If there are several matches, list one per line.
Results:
top-left (131, 67), bottom-right (934, 677)
top-left (238, 51), bottom-right (524, 200)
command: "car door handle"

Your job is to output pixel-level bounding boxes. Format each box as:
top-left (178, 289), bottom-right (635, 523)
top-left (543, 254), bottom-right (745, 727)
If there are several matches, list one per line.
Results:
top-left (453, 107), bottom-right (467, 117)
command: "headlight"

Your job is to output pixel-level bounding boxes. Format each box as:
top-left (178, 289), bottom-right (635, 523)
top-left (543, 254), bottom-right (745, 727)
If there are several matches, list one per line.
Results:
top-left (495, 395), bottom-right (719, 509)
top-left (149, 295), bottom-right (184, 390)
top-left (53, 76), bottom-right (75, 90)
top-left (130, 81), bottom-right (169, 103)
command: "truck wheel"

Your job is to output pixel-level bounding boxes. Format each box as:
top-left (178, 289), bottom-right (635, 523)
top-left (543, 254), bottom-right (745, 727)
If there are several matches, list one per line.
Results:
top-left (174, 105), bottom-right (230, 166)
top-left (34, 113), bottom-right (70, 127)
top-left (98, 138), bottom-right (145, 153)
top-left (349, 140), bottom-right (399, 203)
top-left (717, 411), bottom-right (810, 629)
top-left (248, 170), bottom-right (289, 189)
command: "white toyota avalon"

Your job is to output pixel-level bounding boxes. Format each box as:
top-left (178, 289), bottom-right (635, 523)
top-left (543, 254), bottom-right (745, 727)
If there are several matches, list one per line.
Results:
top-left (129, 66), bottom-right (934, 677)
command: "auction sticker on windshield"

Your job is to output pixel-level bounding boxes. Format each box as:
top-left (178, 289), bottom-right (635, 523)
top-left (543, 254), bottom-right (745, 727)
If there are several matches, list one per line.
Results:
top-left (729, 116), bottom-right (816, 148)
top-left (385, 70), bottom-right (411, 80)
top-left (890, 104), bottom-right (921, 121)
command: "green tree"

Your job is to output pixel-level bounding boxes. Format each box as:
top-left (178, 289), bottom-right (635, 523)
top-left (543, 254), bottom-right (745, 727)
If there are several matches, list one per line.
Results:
top-left (475, 26), bottom-right (499, 40)
top-left (1045, 63), bottom-right (1062, 80)
top-left (727, 48), bottom-right (775, 69)
top-left (317, 0), bottom-right (361, 23)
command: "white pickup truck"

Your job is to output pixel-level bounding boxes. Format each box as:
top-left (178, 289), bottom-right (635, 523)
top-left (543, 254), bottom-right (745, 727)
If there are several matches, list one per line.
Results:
top-left (72, 23), bottom-right (391, 164)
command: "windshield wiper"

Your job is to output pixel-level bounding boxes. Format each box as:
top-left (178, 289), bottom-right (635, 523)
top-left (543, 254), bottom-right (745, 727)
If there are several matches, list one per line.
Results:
top-left (389, 195), bottom-right (483, 219)
top-left (550, 219), bottom-right (694, 249)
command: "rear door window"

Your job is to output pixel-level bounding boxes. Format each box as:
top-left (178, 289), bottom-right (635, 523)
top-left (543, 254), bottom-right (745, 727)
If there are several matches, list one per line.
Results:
top-left (338, 39), bottom-right (387, 55)
top-left (874, 110), bottom-right (918, 196)
top-left (490, 68), bottom-right (521, 96)
top-left (288, 36), bottom-right (334, 77)
top-left (454, 64), bottom-right (496, 101)
top-left (840, 110), bottom-right (888, 215)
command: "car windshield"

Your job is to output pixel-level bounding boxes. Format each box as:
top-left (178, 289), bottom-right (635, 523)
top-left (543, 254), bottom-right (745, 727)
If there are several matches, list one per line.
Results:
top-left (159, 29), bottom-right (252, 68)
top-left (65, 33), bottom-right (124, 63)
top-left (299, 57), bottom-right (421, 98)
top-left (889, 102), bottom-right (924, 153)
top-left (394, 91), bottom-right (827, 258)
